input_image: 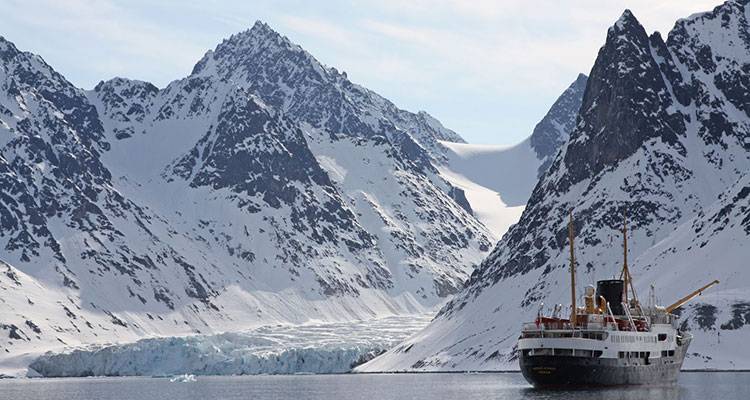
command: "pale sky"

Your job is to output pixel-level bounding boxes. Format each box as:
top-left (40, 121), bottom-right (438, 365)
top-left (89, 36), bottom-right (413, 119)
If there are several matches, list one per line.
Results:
top-left (2, 0), bottom-right (721, 144)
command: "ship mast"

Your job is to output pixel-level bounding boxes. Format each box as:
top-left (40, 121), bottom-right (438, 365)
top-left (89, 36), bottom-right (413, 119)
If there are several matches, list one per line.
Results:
top-left (619, 213), bottom-right (638, 307)
top-left (569, 211), bottom-right (576, 325)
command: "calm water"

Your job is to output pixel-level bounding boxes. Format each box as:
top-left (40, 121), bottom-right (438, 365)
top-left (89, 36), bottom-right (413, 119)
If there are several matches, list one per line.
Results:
top-left (0, 372), bottom-right (746, 400)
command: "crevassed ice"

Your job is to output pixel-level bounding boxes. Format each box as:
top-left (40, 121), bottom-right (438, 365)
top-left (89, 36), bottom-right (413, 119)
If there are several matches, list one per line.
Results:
top-left (29, 315), bottom-right (431, 377)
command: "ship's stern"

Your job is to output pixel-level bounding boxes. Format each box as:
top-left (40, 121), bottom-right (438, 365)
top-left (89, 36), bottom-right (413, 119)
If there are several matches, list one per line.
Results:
top-left (519, 353), bottom-right (595, 388)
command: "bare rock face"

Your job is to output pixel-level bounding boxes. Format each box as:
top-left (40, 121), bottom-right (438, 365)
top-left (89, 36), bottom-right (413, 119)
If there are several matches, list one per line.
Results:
top-left (530, 73), bottom-right (587, 175)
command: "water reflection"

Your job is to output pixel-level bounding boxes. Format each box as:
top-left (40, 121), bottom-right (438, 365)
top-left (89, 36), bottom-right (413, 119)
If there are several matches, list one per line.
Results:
top-left (519, 384), bottom-right (681, 400)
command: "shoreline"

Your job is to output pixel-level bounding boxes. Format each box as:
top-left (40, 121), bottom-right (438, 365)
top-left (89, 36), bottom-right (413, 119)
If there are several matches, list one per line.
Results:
top-left (3, 369), bottom-right (750, 380)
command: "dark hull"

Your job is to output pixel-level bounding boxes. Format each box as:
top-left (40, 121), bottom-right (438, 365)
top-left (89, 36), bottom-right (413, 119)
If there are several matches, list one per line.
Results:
top-left (520, 340), bottom-right (690, 387)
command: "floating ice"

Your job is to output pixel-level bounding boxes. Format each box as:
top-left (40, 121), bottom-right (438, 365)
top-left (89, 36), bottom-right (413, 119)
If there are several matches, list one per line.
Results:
top-left (170, 374), bottom-right (196, 383)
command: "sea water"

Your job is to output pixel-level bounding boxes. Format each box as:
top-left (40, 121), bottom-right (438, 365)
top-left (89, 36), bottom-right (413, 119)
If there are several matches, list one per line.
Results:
top-left (0, 372), bottom-right (745, 400)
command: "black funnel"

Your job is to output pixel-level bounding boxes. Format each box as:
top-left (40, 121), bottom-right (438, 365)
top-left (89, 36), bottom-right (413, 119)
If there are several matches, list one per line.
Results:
top-left (597, 279), bottom-right (624, 315)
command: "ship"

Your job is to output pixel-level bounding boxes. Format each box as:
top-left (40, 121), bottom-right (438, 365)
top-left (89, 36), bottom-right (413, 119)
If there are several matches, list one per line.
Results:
top-left (518, 212), bottom-right (719, 387)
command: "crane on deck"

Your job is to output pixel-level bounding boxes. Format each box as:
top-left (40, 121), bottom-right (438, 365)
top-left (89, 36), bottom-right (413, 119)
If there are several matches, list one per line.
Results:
top-left (665, 280), bottom-right (720, 313)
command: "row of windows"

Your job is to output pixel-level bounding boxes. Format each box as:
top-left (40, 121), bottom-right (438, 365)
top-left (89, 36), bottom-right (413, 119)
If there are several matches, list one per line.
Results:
top-left (611, 335), bottom-right (658, 343)
top-left (521, 331), bottom-right (607, 340)
top-left (580, 332), bottom-right (607, 340)
top-left (523, 348), bottom-right (603, 358)
top-left (618, 351), bottom-right (650, 359)
top-left (617, 350), bottom-right (675, 359)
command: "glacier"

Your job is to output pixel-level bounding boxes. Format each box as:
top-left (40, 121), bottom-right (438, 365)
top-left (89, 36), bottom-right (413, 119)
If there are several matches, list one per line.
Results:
top-left (28, 315), bottom-right (432, 377)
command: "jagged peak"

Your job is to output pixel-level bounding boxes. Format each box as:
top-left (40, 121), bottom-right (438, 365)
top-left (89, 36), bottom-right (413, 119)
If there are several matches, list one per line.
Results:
top-left (720, 0), bottom-right (750, 9)
top-left (219, 20), bottom-right (287, 47)
top-left (610, 9), bottom-right (645, 35)
top-left (190, 20), bottom-right (345, 87)
top-left (562, 73), bottom-right (588, 97)
top-left (0, 35), bottom-right (17, 51)
top-left (191, 20), bottom-right (300, 76)
top-left (223, 20), bottom-right (290, 51)
top-left (0, 36), bottom-right (20, 63)
top-left (666, 0), bottom-right (750, 61)
top-left (672, 0), bottom-right (749, 30)
top-left (0, 36), bottom-right (70, 88)
top-left (0, 35), bottom-right (36, 65)
top-left (529, 73), bottom-right (588, 164)
top-left (557, 73), bottom-right (587, 101)
top-left (249, 20), bottom-right (277, 36)
top-left (603, 9), bottom-right (651, 57)
top-left (94, 77), bottom-right (158, 92)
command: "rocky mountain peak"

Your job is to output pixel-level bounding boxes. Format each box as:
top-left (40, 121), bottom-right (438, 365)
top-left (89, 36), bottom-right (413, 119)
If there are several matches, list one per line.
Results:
top-left (572, 73), bottom-right (587, 86)
top-left (92, 77), bottom-right (159, 139)
top-left (0, 36), bottom-right (20, 61)
top-left (187, 21), bottom-right (463, 160)
top-left (557, 9), bottom-right (685, 191)
top-left (229, 20), bottom-right (292, 52)
top-left (250, 20), bottom-right (276, 35)
top-left (93, 77), bottom-right (159, 109)
top-left (529, 73), bottom-right (587, 175)
top-left (606, 9), bottom-right (652, 61)
top-left (191, 20), bottom-right (315, 79)
top-left (613, 9), bottom-right (638, 27)
top-left (0, 37), bottom-right (107, 152)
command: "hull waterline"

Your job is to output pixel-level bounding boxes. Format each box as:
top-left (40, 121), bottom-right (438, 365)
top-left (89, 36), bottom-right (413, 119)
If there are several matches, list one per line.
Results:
top-left (519, 337), bottom-right (690, 387)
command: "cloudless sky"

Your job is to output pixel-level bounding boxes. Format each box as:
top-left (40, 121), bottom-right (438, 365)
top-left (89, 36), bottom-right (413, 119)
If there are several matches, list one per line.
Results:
top-left (3, 0), bottom-right (720, 144)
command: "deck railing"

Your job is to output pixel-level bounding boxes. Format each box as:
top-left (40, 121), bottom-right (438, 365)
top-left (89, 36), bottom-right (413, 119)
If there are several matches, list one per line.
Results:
top-left (520, 329), bottom-right (609, 340)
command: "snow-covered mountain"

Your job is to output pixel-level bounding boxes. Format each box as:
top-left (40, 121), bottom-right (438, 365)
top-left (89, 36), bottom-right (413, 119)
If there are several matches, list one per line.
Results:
top-left (437, 74), bottom-right (587, 238)
top-left (361, 0), bottom-right (750, 372)
top-left (190, 21), bottom-right (465, 164)
top-left (0, 23), bottom-right (493, 375)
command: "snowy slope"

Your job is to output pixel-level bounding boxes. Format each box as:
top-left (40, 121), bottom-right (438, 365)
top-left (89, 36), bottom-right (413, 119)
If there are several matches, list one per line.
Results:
top-left (437, 142), bottom-right (533, 238)
top-left (632, 173), bottom-right (750, 369)
top-left (361, 0), bottom-right (750, 372)
top-left (0, 23), bottom-right (493, 376)
top-left (436, 75), bottom-right (587, 238)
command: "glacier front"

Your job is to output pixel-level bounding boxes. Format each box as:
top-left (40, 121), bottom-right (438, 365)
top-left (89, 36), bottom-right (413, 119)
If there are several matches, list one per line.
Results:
top-left (28, 315), bottom-right (431, 377)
